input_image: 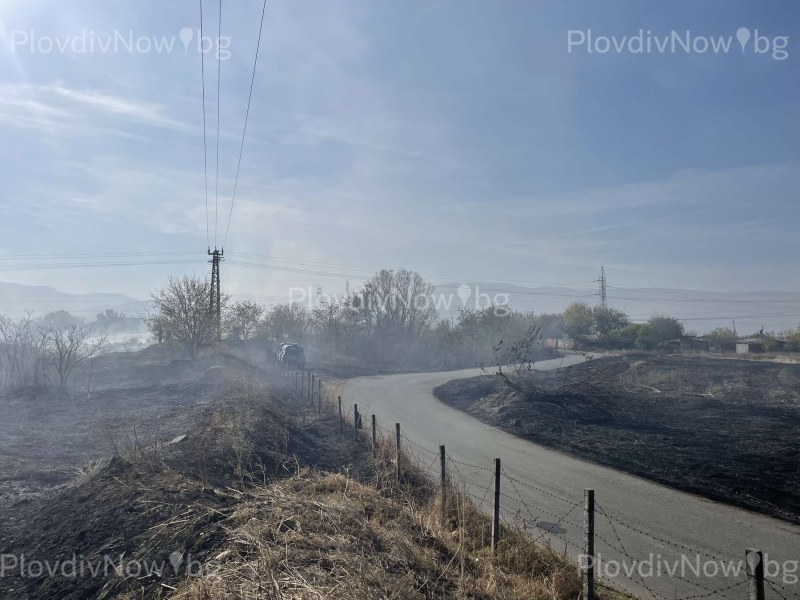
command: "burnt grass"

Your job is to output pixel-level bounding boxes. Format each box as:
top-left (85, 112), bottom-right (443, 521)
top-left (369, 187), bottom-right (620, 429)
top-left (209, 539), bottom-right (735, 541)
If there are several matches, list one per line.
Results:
top-left (0, 345), bottom-right (373, 599)
top-left (434, 354), bottom-right (800, 524)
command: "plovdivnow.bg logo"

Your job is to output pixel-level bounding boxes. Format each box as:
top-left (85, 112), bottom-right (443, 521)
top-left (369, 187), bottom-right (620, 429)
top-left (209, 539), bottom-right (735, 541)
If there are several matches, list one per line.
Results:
top-left (8, 27), bottom-right (231, 59)
top-left (0, 552), bottom-right (208, 579)
top-left (567, 28), bottom-right (790, 60)
top-left (289, 284), bottom-right (512, 316)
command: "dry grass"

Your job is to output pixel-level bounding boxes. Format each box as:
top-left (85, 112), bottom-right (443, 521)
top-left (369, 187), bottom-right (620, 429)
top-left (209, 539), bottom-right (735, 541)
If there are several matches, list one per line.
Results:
top-left (169, 410), bottom-right (631, 600)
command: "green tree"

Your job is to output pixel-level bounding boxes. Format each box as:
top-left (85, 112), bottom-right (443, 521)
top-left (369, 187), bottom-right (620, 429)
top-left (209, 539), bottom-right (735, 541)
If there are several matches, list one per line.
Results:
top-left (636, 315), bottom-right (684, 350)
top-left (563, 303), bottom-right (594, 340)
top-left (707, 327), bottom-right (737, 352)
top-left (604, 323), bottom-right (644, 349)
top-left (592, 307), bottom-right (631, 336)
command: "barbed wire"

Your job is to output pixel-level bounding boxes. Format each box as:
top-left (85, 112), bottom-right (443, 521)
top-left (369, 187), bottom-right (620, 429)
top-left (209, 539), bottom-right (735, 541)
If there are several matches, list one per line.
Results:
top-left (527, 500), bottom-right (583, 546)
top-left (766, 578), bottom-right (799, 600)
top-left (501, 469), bottom-right (583, 529)
top-left (596, 503), bottom-right (665, 600)
top-left (596, 503), bottom-right (739, 565)
top-left (344, 403), bottom-right (791, 600)
top-left (501, 469), bottom-right (579, 506)
top-left (401, 431), bottom-right (439, 456)
top-left (447, 456), bottom-right (495, 473)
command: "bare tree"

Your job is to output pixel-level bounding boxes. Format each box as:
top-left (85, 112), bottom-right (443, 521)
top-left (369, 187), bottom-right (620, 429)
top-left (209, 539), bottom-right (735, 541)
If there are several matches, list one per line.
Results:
top-left (262, 302), bottom-right (309, 342)
top-left (224, 300), bottom-right (264, 340)
top-left (43, 323), bottom-right (106, 388)
top-left (144, 275), bottom-right (220, 360)
top-left (488, 323), bottom-right (542, 389)
top-left (0, 313), bottom-right (48, 391)
top-left (311, 297), bottom-right (357, 347)
top-left (362, 269), bottom-right (438, 339)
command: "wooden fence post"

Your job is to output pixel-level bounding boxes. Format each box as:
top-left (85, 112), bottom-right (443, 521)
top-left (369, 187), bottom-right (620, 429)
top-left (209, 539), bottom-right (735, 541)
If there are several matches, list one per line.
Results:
top-left (395, 423), bottom-right (401, 480)
top-left (308, 374), bottom-right (313, 405)
top-left (371, 415), bottom-right (377, 456)
top-left (746, 549), bottom-right (765, 600)
top-left (353, 404), bottom-right (359, 443)
top-left (318, 379), bottom-right (322, 414)
top-left (584, 489), bottom-right (595, 600)
top-left (491, 458), bottom-right (501, 551)
top-left (440, 445), bottom-right (447, 522)
top-left (338, 396), bottom-right (343, 434)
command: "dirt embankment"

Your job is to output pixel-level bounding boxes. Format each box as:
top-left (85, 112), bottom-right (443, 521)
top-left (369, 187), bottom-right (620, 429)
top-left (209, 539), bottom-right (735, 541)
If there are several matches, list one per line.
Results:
top-left (0, 345), bottom-right (628, 600)
top-left (434, 354), bottom-right (800, 524)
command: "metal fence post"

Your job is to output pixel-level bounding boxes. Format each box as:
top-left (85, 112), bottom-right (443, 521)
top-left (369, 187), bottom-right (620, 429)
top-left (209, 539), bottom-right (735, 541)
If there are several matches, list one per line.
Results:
top-left (746, 549), bottom-right (765, 600)
top-left (440, 445), bottom-right (447, 522)
top-left (491, 458), bottom-right (501, 551)
top-left (584, 489), bottom-right (595, 600)
top-left (338, 396), bottom-right (343, 434)
top-left (353, 404), bottom-right (359, 443)
top-left (371, 414), bottom-right (377, 456)
top-left (318, 379), bottom-right (322, 414)
top-left (395, 423), bottom-right (401, 480)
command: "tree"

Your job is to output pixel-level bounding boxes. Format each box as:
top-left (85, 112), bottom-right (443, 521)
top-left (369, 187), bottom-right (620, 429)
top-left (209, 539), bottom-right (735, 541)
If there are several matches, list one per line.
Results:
top-left (563, 303), bottom-right (594, 340)
top-left (636, 314), bottom-right (684, 350)
top-left (42, 310), bottom-right (83, 329)
top-left (311, 297), bottom-right (357, 347)
top-left (262, 302), bottom-right (309, 342)
top-left (783, 328), bottom-right (800, 352)
top-left (707, 327), bottom-right (737, 352)
top-left (534, 313), bottom-right (565, 340)
top-left (604, 323), bottom-right (643, 349)
top-left (224, 301), bottom-right (264, 340)
top-left (93, 309), bottom-right (127, 333)
top-left (361, 269), bottom-right (438, 339)
top-left (592, 307), bottom-right (630, 336)
top-left (43, 323), bottom-right (106, 388)
top-left (0, 314), bottom-right (48, 391)
top-left (144, 276), bottom-right (219, 360)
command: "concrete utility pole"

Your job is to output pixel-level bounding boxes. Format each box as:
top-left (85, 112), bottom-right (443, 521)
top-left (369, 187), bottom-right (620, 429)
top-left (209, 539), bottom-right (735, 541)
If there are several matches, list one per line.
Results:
top-left (208, 248), bottom-right (224, 340)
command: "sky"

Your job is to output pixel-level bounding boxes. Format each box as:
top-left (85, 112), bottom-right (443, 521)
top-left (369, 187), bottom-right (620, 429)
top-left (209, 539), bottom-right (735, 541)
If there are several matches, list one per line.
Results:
top-left (0, 1), bottom-right (798, 328)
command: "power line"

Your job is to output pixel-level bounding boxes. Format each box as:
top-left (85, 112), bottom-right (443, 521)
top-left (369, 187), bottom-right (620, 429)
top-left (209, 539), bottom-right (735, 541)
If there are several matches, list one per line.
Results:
top-left (223, 0), bottom-right (268, 249)
top-left (214, 0), bottom-right (223, 247)
top-left (226, 251), bottom-right (598, 289)
top-left (199, 0), bottom-right (210, 250)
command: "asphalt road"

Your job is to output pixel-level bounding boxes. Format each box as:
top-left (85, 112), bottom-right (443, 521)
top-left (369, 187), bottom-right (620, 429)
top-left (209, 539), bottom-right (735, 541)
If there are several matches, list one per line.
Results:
top-left (343, 356), bottom-right (800, 599)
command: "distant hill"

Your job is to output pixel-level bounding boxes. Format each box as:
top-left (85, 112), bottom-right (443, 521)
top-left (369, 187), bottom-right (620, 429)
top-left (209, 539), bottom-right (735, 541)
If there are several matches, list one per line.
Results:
top-left (0, 281), bottom-right (148, 320)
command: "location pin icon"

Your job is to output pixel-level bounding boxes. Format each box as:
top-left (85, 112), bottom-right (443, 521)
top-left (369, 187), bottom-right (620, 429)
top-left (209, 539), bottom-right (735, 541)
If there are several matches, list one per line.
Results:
top-left (457, 284), bottom-right (472, 307)
top-left (735, 27), bottom-right (751, 53)
top-left (169, 551), bottom-right (184, 574)
top-left (179, 27), bottom-right (194, 51)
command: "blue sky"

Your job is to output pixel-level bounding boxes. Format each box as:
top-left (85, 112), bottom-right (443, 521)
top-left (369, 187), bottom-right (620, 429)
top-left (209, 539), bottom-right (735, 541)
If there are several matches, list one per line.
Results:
top-left (0, 1), bottom-right (798, 324)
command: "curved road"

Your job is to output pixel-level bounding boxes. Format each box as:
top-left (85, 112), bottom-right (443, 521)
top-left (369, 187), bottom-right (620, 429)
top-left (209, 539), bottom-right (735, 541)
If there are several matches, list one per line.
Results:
top-left (343, 356), bottom-right (800, 599)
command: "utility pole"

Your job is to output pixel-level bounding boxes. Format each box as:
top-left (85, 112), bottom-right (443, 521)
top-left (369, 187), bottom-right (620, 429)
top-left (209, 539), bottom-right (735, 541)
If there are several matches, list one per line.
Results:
top-left (598, 266), bottom-right (607, 310)
top-left (208, 248), bottom-right (224, 341)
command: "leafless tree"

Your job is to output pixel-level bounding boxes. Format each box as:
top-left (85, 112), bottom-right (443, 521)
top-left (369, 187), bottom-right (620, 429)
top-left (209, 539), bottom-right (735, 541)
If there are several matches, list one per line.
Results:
top-left (224, 300), bottom-right (264, 340)
top-left (43, 323), bottom-right (106, 388)
top-left (144, 275), bottom-right (221, 360)
top-left (0, 313), bottom-right (48, 391)
top-left (362, 269), bottom-right (438, 339)
top-left (261, 302), bottom-right (309, 342)
top-left (311, 296), bottom-right (358, 353)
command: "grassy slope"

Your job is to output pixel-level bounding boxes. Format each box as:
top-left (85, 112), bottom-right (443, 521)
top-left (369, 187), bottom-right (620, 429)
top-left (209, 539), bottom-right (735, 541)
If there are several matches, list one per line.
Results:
top-left (0, 346), bottom-right (631, 600)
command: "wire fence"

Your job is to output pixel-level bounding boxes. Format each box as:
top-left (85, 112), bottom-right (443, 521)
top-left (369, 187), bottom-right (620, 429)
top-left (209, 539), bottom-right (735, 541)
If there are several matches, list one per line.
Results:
top-left (266, 352), bottom-right (799, 600)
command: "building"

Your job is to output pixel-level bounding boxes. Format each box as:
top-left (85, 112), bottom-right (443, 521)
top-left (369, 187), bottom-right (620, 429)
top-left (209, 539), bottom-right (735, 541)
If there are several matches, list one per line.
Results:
top-left (680, 337), bottom-right (710, 353)
top-left (736, 339), bottom-right (764, 354)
